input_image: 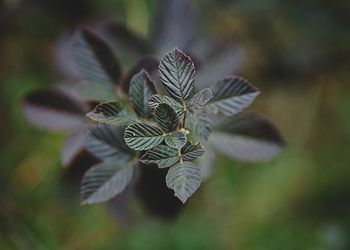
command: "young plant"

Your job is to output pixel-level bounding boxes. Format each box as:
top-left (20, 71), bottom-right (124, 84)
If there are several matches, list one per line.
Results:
top-left (82, 47), bottom-right (283, 204)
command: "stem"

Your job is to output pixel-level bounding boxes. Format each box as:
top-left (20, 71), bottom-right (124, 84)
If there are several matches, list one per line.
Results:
top-left (178, 149), bottom-right (183, 163)
top-left (182, 111), bottom-right (187, 128)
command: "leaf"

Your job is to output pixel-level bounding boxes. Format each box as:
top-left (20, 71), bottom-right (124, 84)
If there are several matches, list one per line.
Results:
top-left (154, 103), bottom-right (179, 133)
top-left (159, 48), bottom-right (195, 101)
top-left (74, 81), bottom-right (118, 101)
top-left (209, 113), bottom-right (285, 162)
top-left (187, 88), bottom-right (213, 112)
top-left (151, 0), bottom-right (198, 54)
top-left (166, 162), bottom-right (202, 203)
top-left (121, 56), bottom-right (159, 93)
top-left (71, 28), bottom-right (122, 86)
top-left (87, 101), bottom-right (133, 125)
top-left (61, 129), bottom-right (86, 167)
top-left (165, 131), bottom-right (187, 149)
top-left (124, 122), bottom-right (164, 150)
top-left (140, 145), bottom-right (179, 168)
top-left (22, 89), bottom-right (85, 131)
top-left (199, 150), bottom-right (216, 180)
top-left (207, 76), bottom-right (260, 116)
top-left (85, 125), bottom-right (133, 161)
top-left (148, 94), bottom-right (184, 115)
top-left (187, 111), bottom-right (213, 141)
top-left (81, 162), bottom-right (134, 204)
top-left (129, 69), bottom-right (156, 118)
top-left (181, 141), bottom-right (205, 161)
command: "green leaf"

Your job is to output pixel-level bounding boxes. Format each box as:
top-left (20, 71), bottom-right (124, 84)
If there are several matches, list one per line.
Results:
top-left (155, 103), bottom-right (179, 132)
top-left (207, 76), bottom-right (260, 116)
top-left (165, 131), bottom-right (187, 149)
top-left (87, 101), bottom-right (134, 126)
top-left (72, 28), bottom-right (122, 87)
top-left (81, 162), bottom-right (134, 204)
top-left (124, 122), bottom-right (164, 150)
top-left (140, 145), bottom-right (179, 168)
top-left (129, 69), bottom-right (156, 117)
top-left (166, 162), bottom-right (202, 203)
top-left (187, 111), bottom-right (213, 141)
top-left (85, 125), bottom-right (133, 161)
top-left (148, 94), bottom-right (184, 115)
top-left (187, 88), bottom-right (213, 112)
top-left (159, 48), bottom-right (195, 101)
top-left (181, 141), bottom-right (205, 161)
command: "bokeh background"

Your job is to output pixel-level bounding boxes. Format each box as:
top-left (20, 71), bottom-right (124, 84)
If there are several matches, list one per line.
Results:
top-left (1, 0), bottom-right (350, 249)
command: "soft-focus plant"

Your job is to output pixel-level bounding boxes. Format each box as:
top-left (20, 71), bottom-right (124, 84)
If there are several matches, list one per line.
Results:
top-left (81, 45), bottom-right (285, 204)
top-left (22, 0), bottom-right (284, 208)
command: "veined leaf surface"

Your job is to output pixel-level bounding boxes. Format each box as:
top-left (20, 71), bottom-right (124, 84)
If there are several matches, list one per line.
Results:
top-left (124, 122), bottom-right (164, 150)
top-left (166, 162), bottom-right (202, 203)
top-left (159, 48), bottom-right (195, 101)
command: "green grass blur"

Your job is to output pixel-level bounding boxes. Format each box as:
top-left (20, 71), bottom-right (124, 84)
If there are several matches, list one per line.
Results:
top-left (1, 0), bottom-right (350, 249)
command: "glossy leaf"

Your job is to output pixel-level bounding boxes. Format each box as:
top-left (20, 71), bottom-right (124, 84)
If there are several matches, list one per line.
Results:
top-left (164, 131), bottom-right (187, 149)
top-left (187, 111), bottom-right (213, 141)
top-left (85, 125), bottom-right (132, 161)
top-left (148, 94), bottom-right (184, 115)
top-left (129, 69), bottom-right (156, 118)
top-left (140, 145), bottom-right (179, 168)
top-left (87, 101), bottom-right (133, 125)
top-left (166, 162), bottom-right (202, 203)
top-left (22, 89), bottom-right (85, 131)
top-left (207, 76), bottom-right (260, 116)
top-left (124, 122), bottom-right (164, 150)
top-left (159, 48), bottom-right (195, 101)
top-left (81, 162), bottom-right (134, 204)
top-left (71, 28), bottom-right (121, 86)
top-left (155, 103), bottom-right (179, 132)
top-left (187, 88), bottom-right (213, 112)
top-left (210, 113), bottom-right (285, 162)
top-left (181, 141), bottom-right (205, 161)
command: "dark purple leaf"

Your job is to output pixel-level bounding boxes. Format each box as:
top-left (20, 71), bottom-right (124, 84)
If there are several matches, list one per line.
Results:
top-left (210, 113), bottom-right (285, 162)
top-left (121, 56), bottom-right (159, 93)
top-left (61, 129), bottom-right (86, 167)
top-left (22, 89), bottom-right (86, 131)
top-left (71, 27), bottom-right (122, 86)
top-left (151, 0), bottom-right (199, 54)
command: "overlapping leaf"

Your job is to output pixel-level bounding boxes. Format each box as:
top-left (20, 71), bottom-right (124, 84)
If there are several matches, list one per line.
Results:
top-left (155, 103), bottom-right (179, 132)
top-left (187, 111), bottom-right (213, 141)
top-left (124, 122), bottom-right (164, 150)
top-left (87, 101), bottom-right (133, 125)
top-left (81, 162), bottom-right (134, 204)
top-left (207, 76), bottom-right (260, 116)
top-left (187, 88), bottom-right (213, 112)
top-left (148, 94), bottom-right (184, 115)
top-left (209, 113), bottom-right (285, 162)
top-left (85, 125), bottom-right (133, 161)
top-left (129, 70), bottom-right (156, 118)
top-left (140, 145), bottom-right (179, 168)
top-left (181, 141), bottom-right (205, 161)
top-left (164, 131), bottom-right (187, 149)
top-left (71, 28), bottom-right (121, 86)
top-left (166, 162), bottom-right (202, 203)
top-left (159, 48), bottom-right (195, 101)
top-left (22, 89), bottom-right (85, 131)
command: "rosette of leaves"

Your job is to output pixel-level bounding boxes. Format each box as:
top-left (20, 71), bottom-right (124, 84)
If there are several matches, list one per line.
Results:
top-left (83, 47), bottom-right (285, 204)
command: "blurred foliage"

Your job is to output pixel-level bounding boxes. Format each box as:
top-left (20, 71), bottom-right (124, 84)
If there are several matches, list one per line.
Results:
top-left (1, 0), bottom-right (350, 249)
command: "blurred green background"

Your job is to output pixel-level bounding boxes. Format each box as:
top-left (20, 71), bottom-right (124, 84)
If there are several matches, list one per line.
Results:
top-left (1, 0), bottom-right (350, 249)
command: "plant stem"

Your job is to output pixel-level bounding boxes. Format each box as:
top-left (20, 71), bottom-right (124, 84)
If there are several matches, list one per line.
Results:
top-left (182, 111), bottom-right (187, 128)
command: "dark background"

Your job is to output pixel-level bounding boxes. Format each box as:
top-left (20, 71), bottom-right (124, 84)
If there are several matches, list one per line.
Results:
top-left (1, 0), bottom-right (350, 249)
